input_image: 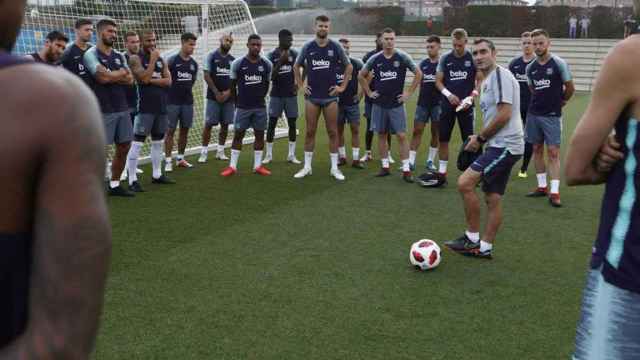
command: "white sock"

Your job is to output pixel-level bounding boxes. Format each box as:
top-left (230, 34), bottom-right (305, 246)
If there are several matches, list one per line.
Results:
top-left (537, 173), bottom-right (548, 188)
top-left (230, 149), bottom-right (240, 169)
top-left (409, 150), bottom-right (416, 166)
top-left (128, 141), bottom-right (143, 184)
top-left (466, 231), bottom-right (480, 243)
top-left (109, 180), bottom-right (120, 189)
top-left (201, 146), bottom-right (209, 155)
top-left (382, 158), bottom-right (390, 169)
top-left (330, 152), bottom-right (339, 171)
top-left (338, 146), bottom-right (346, 158)
top-left (304, 151), bottom-right (313, 169)
top-left (165, 156), bottom-right (172, 164)
top-left (352, 147), bottom-right (360, 160)
top-left (266, 142), bottom-right (273, 158)
top-left (402, 158), bottom-right (410, 172)
top-left (550, 179), bottom-right (560, 194)
top-left (479, 240), bottom-right (493, 252)
top-left (151, 140), bottom-right (163, 179)
top-left (217, 144), bottom-right (225, 155)
top-left (288, 141), bottom-right (296, 157)
top-left (428, 147), bottom-right (438, 162)
top-left (254, 150), bottom-right (263, 169)
top-left (439, 160), bottom-right (448, 174)
top-left (177, 154), bottom-right (184, 161)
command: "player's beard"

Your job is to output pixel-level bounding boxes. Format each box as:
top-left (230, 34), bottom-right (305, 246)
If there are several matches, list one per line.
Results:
top-left (316, 30), bottom-right (327, 39)
top-left (220, 44), bottom-right (231, 53)
top-left (535, 48), bottom-right (547, 57)
top-left (45, 49), bottom-right (58, 63)
top-left (103, 36), bottom-right (115, 47)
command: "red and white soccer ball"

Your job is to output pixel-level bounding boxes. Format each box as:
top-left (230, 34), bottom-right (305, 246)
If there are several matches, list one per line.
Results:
top-left (410, 239), bottom-right (442, 271)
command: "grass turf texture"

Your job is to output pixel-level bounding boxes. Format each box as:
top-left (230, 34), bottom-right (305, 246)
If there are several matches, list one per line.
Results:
top-left (97, 94), bottom-right (598, 359)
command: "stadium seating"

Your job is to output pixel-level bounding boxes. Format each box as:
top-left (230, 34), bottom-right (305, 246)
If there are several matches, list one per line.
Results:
top-left (262, 35), bottom-right (617, 92)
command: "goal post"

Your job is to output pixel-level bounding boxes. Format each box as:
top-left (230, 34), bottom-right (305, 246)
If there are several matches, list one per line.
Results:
top-left (17, 0), bottom-right (288, 162)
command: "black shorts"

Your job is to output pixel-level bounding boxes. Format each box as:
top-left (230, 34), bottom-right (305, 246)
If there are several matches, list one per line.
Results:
top-left (439, 104), bottom-right (474, 143)
top-left (470, 147), bottom-right (521, 195)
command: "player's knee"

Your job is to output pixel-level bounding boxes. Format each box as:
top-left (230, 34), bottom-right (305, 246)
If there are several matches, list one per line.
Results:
top-left (233, 131), bottom-right (245, 141)
top-left (533, 144), bottom-right (544, 154)
top-left (116, 142), bottom-right (131, 154)
top-left (485, 193), bottom-right (502, 208)
top-left (457, 174), bottom-right (474, 193)
top-left (548, 147), bottom-right (560, 160)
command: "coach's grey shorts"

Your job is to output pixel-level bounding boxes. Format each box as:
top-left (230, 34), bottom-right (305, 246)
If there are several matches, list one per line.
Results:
top-left (306, 97), bottom-right (338, 108)
top-left (269, 96), bottom-right (298, 119)
top-left (338, 104), bottom-right (360, 125)
top-left (470, 147), bottom-right (521, 195)
top-left (573, 267), bottom-right (640, 360)
top-left (371, 104), bottom-right (407, 134)
top-left (205, 99), bottom-right (234, 127)
top-left (415, 104), bottom-right (441, 124)
top-left (134, 113), bottom-right (168, 138)
top-left (235, 108), bottom-right (267, 131)
top-left (104, 111), bottom-right (133, 145)
top-left (167, 104), bottom-right (194, 130)
top-left (525, 114), bottom-right (562, 146)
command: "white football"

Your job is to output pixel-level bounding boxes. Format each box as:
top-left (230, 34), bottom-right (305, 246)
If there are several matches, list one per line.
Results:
top-left (409, 239), bottom-right (442, 271)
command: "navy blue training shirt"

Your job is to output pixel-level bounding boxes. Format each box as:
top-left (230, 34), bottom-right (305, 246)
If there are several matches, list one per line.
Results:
top-left (363, 49), bottom-right (417, 109)
top-left (230, 55), bottom-right (272, 109)
top-left (526, 54), bottom-right (572, 117)
top-left (295, 38), bottom-right (349, 100)
top-left (84, 47), bottom-right (130, 113)
top-left (267, 47), bottom-right (298, 98)
top-left (167, 54), bottom-right (198, 105)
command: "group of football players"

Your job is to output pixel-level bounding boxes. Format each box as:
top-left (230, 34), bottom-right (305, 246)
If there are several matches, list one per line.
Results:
top-left (33, 16), bottom-right (573, 212)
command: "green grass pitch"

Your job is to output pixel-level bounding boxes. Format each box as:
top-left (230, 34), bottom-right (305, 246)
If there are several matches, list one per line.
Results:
top-left (96, 94), bottom-right (599, 359)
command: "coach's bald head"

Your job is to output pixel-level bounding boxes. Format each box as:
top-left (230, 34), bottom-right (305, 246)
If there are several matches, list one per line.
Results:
top-left (0, 0), bottom-right (26, 51)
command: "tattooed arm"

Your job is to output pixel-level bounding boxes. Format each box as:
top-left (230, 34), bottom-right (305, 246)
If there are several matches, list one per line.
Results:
top-left (0, 71), bottom-right (111, 360)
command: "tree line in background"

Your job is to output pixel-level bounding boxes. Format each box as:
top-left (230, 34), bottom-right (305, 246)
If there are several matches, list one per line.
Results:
top-left (250, 5), bottom-right (633, 39)
top-left (25, 1), bottom-right (635, 39)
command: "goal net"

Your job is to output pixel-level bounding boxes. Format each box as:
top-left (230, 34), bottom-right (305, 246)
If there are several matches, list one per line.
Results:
top-left (17, 0), bottom-right (289, 161)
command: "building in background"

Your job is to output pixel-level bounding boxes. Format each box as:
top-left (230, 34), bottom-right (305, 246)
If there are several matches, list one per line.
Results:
top-left (534, 0), bottom-right (633, 6)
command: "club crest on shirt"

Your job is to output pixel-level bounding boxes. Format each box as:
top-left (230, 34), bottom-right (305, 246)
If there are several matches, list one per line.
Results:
top-left (546, 68), bottom-right (553, 75)
top-left (465, 60), bottom-right (471, 67)
top-left (258, 65), bottom-right (264, 72)
top-left (393, 60), bottom-right (400, 68)
top-left (328, 49), bottom-right (334, 57)
top-left (190, 64), bottom-right (195, 71)
top-left (156, 61), bottom-right (163, 68)
top-left (288, 56), bottom-right (293, 62)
